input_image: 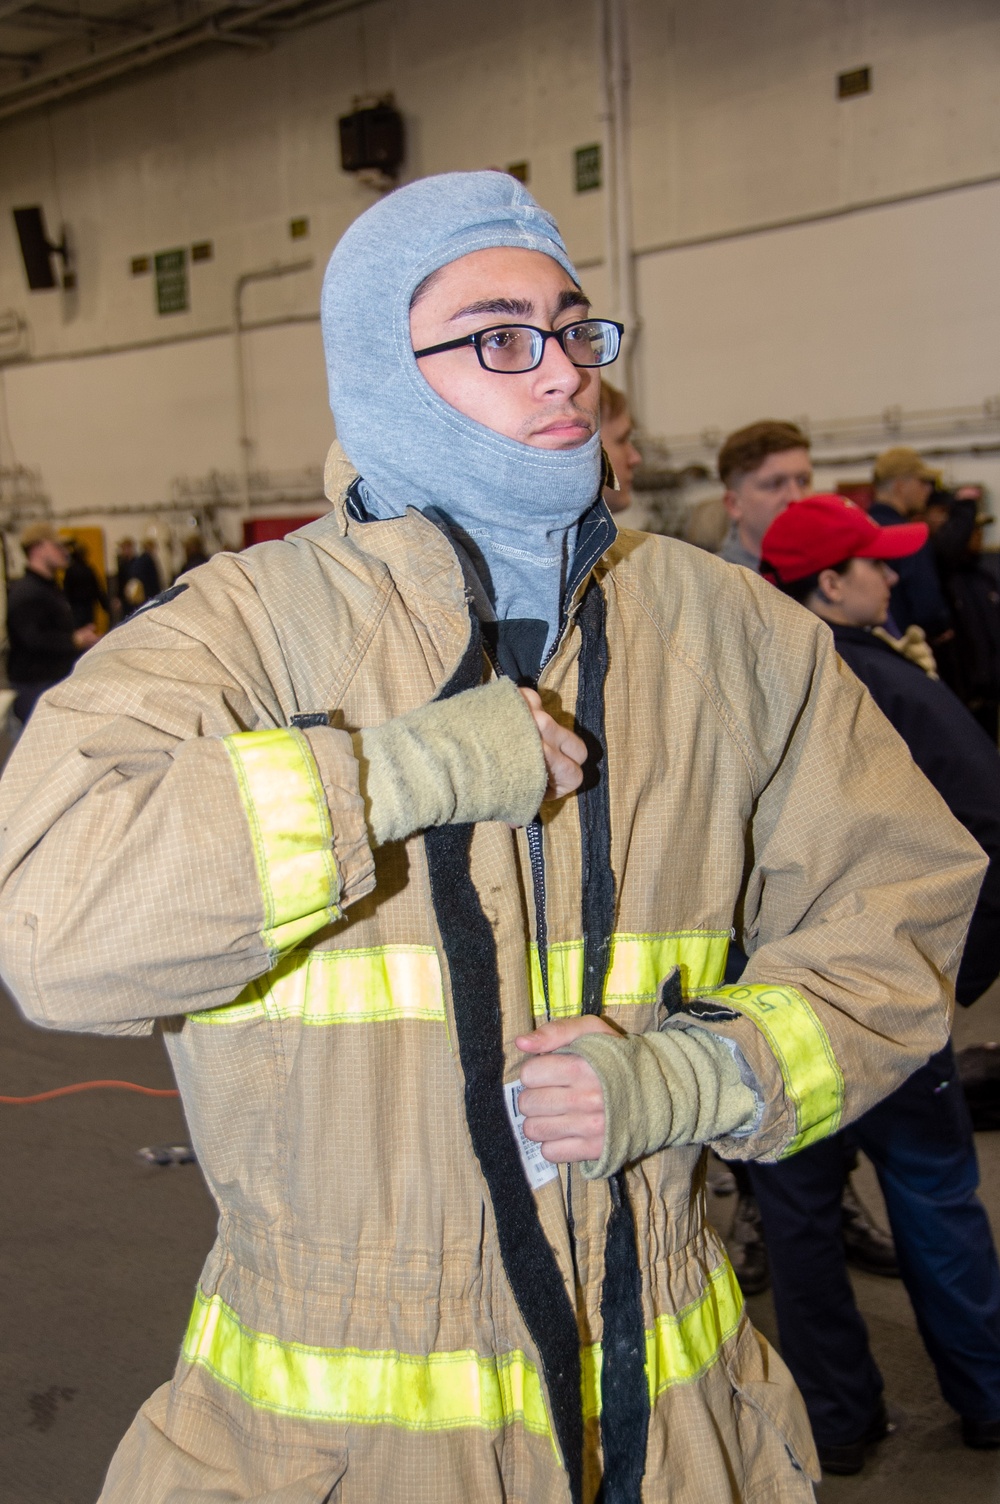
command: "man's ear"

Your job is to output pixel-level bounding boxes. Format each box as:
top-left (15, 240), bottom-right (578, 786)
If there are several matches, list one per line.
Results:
top-left (722, 488), bottom-right (740, 521)
top-left (816, 566), bottom-right (843, 602)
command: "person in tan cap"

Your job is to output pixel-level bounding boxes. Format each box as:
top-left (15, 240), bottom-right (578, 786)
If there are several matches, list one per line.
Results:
top-left (870, 446), bottom-right (951, 639)
top-left (6, 524), bottom-right (97, 724)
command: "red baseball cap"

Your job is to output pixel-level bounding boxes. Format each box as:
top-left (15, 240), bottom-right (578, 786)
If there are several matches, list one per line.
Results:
top-left (760, 493), bottom-right (928, 584)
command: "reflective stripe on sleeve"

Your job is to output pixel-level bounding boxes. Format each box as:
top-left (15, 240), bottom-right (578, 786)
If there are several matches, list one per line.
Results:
top-left (529, 931), bottom-right (730, 1020)
top-left (183, 1254), bottom-right (744, 1435)
top-left (224, 727), bottom-right (341, 955)
top-left (190, 945), bottom-right (446, 1026)
top-left (706, 983), bottom-right (845, 1152)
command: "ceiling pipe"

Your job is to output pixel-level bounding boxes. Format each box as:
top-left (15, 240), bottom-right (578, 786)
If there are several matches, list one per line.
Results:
top-left (0, 0), bottom-right (378, 117)
top-left (0, 0), bottom-right (35, 22)
top-left (233, 259), bottom-right (313, 510)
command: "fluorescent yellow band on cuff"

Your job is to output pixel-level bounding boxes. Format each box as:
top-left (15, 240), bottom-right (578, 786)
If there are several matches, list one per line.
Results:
top-left (707, 983), bottom-right (845, 1153)
top-left (224, 727), bottom-right (341, 955)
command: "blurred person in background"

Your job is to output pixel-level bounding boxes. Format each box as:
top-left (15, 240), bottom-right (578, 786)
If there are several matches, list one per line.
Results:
top-left (718, 420), bottom-right (812, 570)
top-left (756, 493), bottom-right (1000, 1472)
top-left (176, 532), bottom-right (210, 578)
top-left (112, 536), bottom-right (138, 620)
top-left (717, 424), bottom-right (893, 1297)
top-left (63, 537), bottom-right (110, 630)
top-left (134, 532), bottom-right (163, 602)
top-left (683, 494), bottom-right (729, 554)
top-left (870, 447), bottom-right (952, 642)
top-left (927, 488), bottom-right (1000, 741)
top-left (6, 524), bottom-right (98, 724)
top-left (599, 379), bottom-right (641, 514)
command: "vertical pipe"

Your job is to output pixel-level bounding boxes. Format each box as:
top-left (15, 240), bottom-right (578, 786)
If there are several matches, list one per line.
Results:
top-left (232, 259), bottom-right (313, 511)
top-left (599, 0), bottom-right (638, 409)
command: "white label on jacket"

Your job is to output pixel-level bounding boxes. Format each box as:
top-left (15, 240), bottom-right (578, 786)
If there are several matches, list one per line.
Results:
top-left (504, 1079), bottom-right (560, 1190)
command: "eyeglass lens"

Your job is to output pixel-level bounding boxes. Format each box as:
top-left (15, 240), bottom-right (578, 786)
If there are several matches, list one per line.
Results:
top-left (477, 321), bottom-right (620, 372)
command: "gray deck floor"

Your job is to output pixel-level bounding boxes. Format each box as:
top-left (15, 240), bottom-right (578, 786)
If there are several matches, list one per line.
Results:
top-left (2, 978), bottom-right (1000, 1501)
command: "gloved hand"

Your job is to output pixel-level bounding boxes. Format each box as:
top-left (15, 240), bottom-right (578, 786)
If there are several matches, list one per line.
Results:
top-left (561, 1023), bottom-right (757, 1179)
top-left (352, 678), bottom-right (558, 846)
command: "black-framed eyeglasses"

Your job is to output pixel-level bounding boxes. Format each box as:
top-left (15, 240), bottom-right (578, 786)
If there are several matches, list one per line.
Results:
top-left (413, 319), bottom-right (624, 374)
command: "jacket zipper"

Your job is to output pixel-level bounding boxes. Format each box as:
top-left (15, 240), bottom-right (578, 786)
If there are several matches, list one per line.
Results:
top-left (526, 818), bottom-right (551, 1022)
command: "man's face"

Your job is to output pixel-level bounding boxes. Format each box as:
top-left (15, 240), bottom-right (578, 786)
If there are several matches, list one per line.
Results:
top-left (410, 247), bottom-right (599, 450)
top-left (29, 538), bottom-right (69, 576)
top-left (601, 408), bottom-right (642, 514)
top-left (724, 447), bottom-right (813, 555)
top-left (893, 474), bottom-right (933, 516)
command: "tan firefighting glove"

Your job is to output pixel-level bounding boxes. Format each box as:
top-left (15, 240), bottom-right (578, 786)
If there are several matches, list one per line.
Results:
top-left (352, 678), bottom-right (547, 846)
top-left (562, 1024), bottom-right (757, 1179)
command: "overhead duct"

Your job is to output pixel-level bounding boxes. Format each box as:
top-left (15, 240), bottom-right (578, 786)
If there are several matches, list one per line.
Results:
top-left (0, 0), bottom-right (380, 122)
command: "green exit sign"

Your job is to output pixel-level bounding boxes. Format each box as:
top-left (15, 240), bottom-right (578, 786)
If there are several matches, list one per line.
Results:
top-left (154, 248), bottom-right (188, 315)
top-left (574, 144), bottom-right (602, 193)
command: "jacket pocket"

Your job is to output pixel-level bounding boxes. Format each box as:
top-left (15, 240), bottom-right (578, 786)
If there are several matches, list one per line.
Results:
top-left (726, 1324), bottom-right (819, 1500)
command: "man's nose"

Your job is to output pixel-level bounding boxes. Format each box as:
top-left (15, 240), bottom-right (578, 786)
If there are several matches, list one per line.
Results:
top-left (534, 336), bottom-right (585, 394)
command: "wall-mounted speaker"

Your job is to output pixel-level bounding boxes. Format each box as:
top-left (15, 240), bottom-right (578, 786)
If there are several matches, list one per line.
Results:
top-left (338, 101), bottom-right (405, 177)
top-left (13, 206), bottom-right (67, 291)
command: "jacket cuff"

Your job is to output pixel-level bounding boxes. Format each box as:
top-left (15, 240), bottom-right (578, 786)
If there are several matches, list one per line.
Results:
top-left (299, 725), bottom-right (376, 910)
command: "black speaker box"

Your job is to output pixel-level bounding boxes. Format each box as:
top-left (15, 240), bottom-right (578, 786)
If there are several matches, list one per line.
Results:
top-left (13, 206), bottom-right (59, 290)
top-left (339, 104), bottom-right (404, 175)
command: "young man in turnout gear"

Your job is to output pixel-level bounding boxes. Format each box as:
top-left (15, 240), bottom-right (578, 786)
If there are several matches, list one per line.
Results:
top-left (0, 174), bottom-right (985, 1504)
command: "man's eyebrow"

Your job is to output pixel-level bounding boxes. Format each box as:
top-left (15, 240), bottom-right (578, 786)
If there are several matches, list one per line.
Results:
top-left (555, 287), bottom-right (590, 315)
top-left (448, 297), bottom-right (533, 322)
top-left (446, 287), bottom-right (590, 323)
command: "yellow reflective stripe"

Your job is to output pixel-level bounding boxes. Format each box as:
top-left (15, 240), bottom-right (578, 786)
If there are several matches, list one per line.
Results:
top-left (581, 1254), bottom-right (744, 1418)
top-left (529, 931), bottom-right (730, 1020)
top-left (644, 1255), bottom-right (744, 1397)
top-left (183, 1289), bottom-right (551, 1436)
top-left (528, 940), bottom-right (585, 1020)
top-left (191, 945), bottom-right (446, 1026)
top-left (708, 984), bottom-right (845, 1153)
top-left (224, 728), bottom-right (340, 954)
top-left (184, 1260), bottom-right (743, 1436)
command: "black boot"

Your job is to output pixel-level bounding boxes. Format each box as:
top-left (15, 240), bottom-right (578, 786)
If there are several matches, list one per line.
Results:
top-left (841, 1178), bottom-right (899, 1277)
top-left (728, 1191), bottom-right (770, 1296)
top-left (817, 1397), bottom-right (892, 1476)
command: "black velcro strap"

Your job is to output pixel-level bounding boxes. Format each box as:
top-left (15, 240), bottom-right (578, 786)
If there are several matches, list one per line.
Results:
top-left (576, 579), bottom-right (649, 1501)
top-left (598, 1174), bottom-right (651, 1504)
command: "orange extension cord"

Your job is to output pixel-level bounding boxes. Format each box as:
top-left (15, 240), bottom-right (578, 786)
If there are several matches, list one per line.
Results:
top-left (0, 1079), bottom-right (179, 1104)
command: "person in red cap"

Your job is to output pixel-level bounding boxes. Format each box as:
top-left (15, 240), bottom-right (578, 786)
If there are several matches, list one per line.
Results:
top-left (747, 493), bottom-right (1000, 1473)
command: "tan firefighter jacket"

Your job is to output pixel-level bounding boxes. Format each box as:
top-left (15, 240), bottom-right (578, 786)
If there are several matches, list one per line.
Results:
top-left (0, 446), bottom-right (985, 1504)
